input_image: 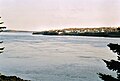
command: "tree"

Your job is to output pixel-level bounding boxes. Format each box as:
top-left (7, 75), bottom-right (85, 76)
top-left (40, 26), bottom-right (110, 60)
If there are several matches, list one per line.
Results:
top-left (0, 17), bottom-right (6, 53)
top-left (98, 43), bottom-right (120, 81)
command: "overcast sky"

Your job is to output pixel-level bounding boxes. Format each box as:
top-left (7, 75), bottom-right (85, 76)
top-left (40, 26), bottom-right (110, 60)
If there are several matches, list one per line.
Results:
top-left (0, 0), bottom-right (120, 31)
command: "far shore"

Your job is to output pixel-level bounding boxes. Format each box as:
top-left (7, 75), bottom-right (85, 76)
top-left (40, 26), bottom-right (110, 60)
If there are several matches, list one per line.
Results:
top-left (32, 27), bottom-right (120, 38)
top-left (2, 27), bottom-right (120, 38)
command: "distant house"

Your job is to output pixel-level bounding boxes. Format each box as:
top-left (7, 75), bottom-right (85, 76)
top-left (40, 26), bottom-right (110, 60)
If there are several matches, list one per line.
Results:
top-left (65, 30), bottom-right (71, 33)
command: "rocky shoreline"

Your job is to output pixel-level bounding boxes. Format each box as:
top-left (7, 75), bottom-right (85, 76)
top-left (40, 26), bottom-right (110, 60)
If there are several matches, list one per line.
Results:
top-left (0, 74), bottom-right (30, 81)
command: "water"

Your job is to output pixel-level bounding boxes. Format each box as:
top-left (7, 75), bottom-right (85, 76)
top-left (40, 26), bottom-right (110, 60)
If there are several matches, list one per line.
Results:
top-left (0, 32), bottom-right (120, 81)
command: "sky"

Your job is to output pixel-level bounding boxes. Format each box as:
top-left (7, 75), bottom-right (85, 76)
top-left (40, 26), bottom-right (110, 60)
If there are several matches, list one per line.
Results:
top-left (0, 0), bottom-right (120, 31)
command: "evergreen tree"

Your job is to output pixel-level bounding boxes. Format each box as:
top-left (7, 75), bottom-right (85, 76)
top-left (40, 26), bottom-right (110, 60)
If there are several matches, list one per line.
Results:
top-left (98, 43), bottom-right (120, 81)
top-left (0, 17), bottom-right (6, 53)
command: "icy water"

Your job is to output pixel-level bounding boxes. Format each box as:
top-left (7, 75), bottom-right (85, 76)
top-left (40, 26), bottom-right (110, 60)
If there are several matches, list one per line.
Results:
top-left (0, 32), bottom-right (120, 81)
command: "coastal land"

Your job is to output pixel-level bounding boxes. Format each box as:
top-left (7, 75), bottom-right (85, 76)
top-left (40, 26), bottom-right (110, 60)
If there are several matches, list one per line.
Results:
top-left (0, 74), bottom-right (30, 81)
top-left (32, 27), bottom-right (120, 37)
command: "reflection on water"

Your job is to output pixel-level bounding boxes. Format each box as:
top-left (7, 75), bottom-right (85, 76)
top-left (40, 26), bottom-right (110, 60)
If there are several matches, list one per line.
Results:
top-left (0, 32), bottom-right (119, 81)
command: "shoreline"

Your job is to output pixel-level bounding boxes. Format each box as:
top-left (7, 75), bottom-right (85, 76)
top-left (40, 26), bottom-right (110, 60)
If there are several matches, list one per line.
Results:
top-left (32, 32), bottom-right (120, 38)
top-left (0, 74), bottom-right (30, 81)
